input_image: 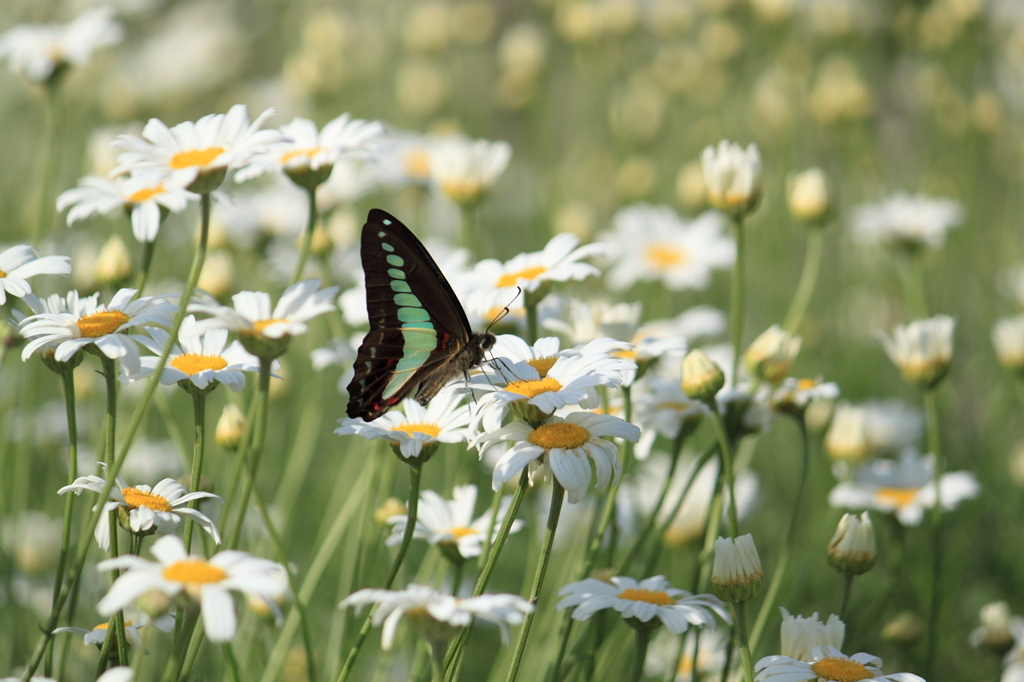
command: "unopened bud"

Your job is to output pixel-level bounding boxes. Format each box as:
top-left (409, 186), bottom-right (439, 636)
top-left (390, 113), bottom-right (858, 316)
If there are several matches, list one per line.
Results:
top-left (374, 498), bottom-right (407, 527)
top-left (970, 601), bottom-right (1017, 656)
top-left (711, 534), bottom-right (763, 603)
top-left (309, 223), bottom-right (334, 258)
top-left (137, 589), bottom-right (173, 619)
top-left (744, 325), bottom-right (801, 384)
top-left (681, 349), bottom-right (725, 401)
top-left (881, 611), bottom-right (923, 643)
top-left (826, 512), bottom-right (876, 576)
top-left (215, 404), bottom-right (247, 451)
top-left (786, 167), bottom-right (829, 225)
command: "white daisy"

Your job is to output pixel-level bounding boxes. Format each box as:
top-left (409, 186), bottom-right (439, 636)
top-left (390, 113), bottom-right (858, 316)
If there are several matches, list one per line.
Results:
top-left (18, 288), bottom-right (176, 372)
top-left (877, 315), bottom-right (955, 389)
top-left (556, 575), bottom-right (729, 634)
top-left (56, 171), bottom-right (196, 243)
top-left (475, 411), bottom-right (640, 504)
top-left (459, 233), bottom-right (605, 320)
top-left (428, 135), bottom-right (512, 206)
top-left (0, 245), bottom-right (71, 305)
top-left (340, 585), bottom-right (533, 649)
top-left (631, 376), bottom-right (710, 460)
top-left (127, 315), bottom-right (263, 392)
top-left (543, 299), bottom-right (643, 345)
top-left (59, 472), bottom-right (222, 550)
top-left (851, 192), bottom-right (964, 252)
top-left (235, 113), bottom-right (384, 186)
top-left (828, 449), bottom-right (980, 526)
top-left (1004, 634), bottom-right (1024, 682)
top-left (778, 608), bottom-right (846, 661)
top-left (970, 601), bottom-right (1024, 653)
top-left (825, 400), bottom-right (925, 464)
top-left (764, 377), bottom-right (840, 417)
top-left (992, 315), bottom-right (1024, 374)
top-left (0, 6), bottom-right (124, 83)
top-left (601, 204), bottom-right (734, 292)
top-left (96, 534), bottom-right (288, 643)
top-left (701, 140), bottom-right (763, 217)
top-left (385, 484), bottom-right (524, 560)
top-left (111, 104), bottom-right (284, 191)
top-left (335, 391), bottom-right (471, 460)
top-left (755, 644), bottom-right (924, 682)
top-left (189, 279), bottom-right (338, 340)
top-left (54, 611), bottom-right (175, 650)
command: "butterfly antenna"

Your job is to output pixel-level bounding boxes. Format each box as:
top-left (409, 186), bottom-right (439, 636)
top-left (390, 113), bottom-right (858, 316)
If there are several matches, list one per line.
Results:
top-left (485, 287), bottom-right (522, 333)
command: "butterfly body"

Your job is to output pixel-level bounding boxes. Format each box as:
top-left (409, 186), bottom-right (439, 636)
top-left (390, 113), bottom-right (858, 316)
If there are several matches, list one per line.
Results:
top-left (346, 209), bottom-right (495, 421)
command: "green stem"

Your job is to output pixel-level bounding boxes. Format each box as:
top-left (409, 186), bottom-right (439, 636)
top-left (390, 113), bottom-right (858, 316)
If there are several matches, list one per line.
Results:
top-left (291, 187), bottom-right (319, 286)
top-left (226, 358), bottom-right (273, 549)
top-left (708, 410), bottom-right (739, 537)
top-left (782, 229), bottom-right (824, 334)
top-left (460, 204), bottom-right (478, 254)
top-left (733, 602), bottom-right (755, 682)
top-left (839, 574), bottom-right (854, 622)
top-left (729, 217), bottom-right (746, 385)
top-left (133, 238), bottom-right (158, 298)
top-left (630, 629), bottom-right (651, 682)
top-left (923, 388), bottom-right (944, 680)
top-left (444, 473), bottom-right (530, 679)
top-left (898, 254), bottom-right (929, 319)
top-left (451, 560), bottom-right (464, 596)
top-left (749, 417), bottom-right (810, 652)
top-left (20, 191), bottom-right (212, 681)
top-left (478, 488), bottom-right (504, 570)
top-left (182, 391), bottom-right (207, 552)
top-left (336, 460), bottom-right (424, 682)
top-left (526, 293), bottom-right (540, 345)
top-left (505, 482), bottom-right (565, 682)
top-left (222, 644), bottom-right (241, 682)
top-left (100, 356), bottom-right (129, 665)
top-left (50, 368), bottom-right (78, 633)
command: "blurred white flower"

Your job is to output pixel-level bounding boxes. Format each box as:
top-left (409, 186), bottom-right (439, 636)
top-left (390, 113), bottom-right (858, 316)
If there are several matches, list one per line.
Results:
top-left (0, 6), bottom-right (123, 83)
top-left (429, 136), bottom-right (512, 205)
top-left (969, 601), bottom-right (1023, 654)
top-left (336, 392), bottom-right (471, 460)
top-left (701, 140), bottom-right (762, 217)
top-left (787, 167), bottom-right (830, 224)
top-left (601, 205), bottom-right (734, 292)
top-left (54, 612), bottom-right (174, 650)
top-left (851, 193), bottom-right (964, 252)
top-left (993, 315), bottom-right (1024, 375)
top-left (190, 279), bottom-right (338, 340)
top-left (877, 315), bottom-right (955, 389)
top-left (779, 608), bottom-right (846, 662)
top-left (0, 245), bottom-right (71, 305)
top-left (1, 511), bottom-right (63, 575)
top-left (828, 449), bottom-right (980, 526)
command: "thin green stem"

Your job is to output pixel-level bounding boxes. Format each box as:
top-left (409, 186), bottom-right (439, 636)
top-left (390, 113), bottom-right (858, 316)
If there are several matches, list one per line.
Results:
top-left (729, 217), bottom-right (746, 384)
top-left (20, 191), bottom-right (212, 680)
top-left (227, 358), bottom-right (273, 549)
top-left (667, 634), bottom-right (687, 682)
top-left (460, 204), bottom-right (478, 254)
top-left (750, 417), bottom-right (810, 652)
top-left (478, 488), bottom-right (504, 570)
top-left (898, 253), bottom-right (929, 319)
top-left (708, 410), bottom-right (739, 537)
top-left (100, 355), bottom-right (129, 665)
top-left (450, 560), bottom-right (464, 596)
top-left (526, 294), bottom-right (540, 345)
top-left (182, 391), bottom-right (207, 552)
top-left (50, 368), bottom-right (78, 629)
top-left (133, 238), bottom-right (159, 298)
top-left (505, 482), bottom-right (565, 682)
top-left (291, 187), bottom-right (319, 286)
top-left (782, 229), bottom-right (824, 334)
top-left (336, 460), bottom-right (424, 682)
top-left (923, 388), bottom-right (944, 680)
top-left (222, 644), bottom-right (241, 682)
top-left (630, 629), bottom-right (651, 682)
top-left (839, 574), bottom-right (854, 622)
top-left (733, 602), bottom-right (755, 682)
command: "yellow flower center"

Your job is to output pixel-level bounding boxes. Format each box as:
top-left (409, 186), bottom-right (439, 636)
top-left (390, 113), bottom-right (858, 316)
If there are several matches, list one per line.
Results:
top-left (92, 620), bottom-right (133, 631)
top-left (252, 318), bottom-right (289, 334)
top-left (127, 184), bottom-right (165, 203)
top-left (390, 422), bottom-right (442, 438)
top-left (617, 588), bottom-right (675, 605)
top-left (170, 353), bottom-right (229, 375)
top-left (447, 527), bottom-right (478, 539)
top-left (280, 147), bottom-right (325, 165)
top-left (169, 146), bottom-right (225, 170)
top-left (441, 179), bottom-right (485, 204)
top-left (809, 657), bottom-right (873, 681)
top-left (121, 487), bottom-right (173, 512)
top-left (796, 378), bottom-right (819, 390)
top-left (496, 265), bottom-right (548, 288)
top-left (527, 357), bottom-right (558, 378)
top-left (162, 559), bottom-right (228, 584)
top-left (506, 376), bottom-right (563, 398)
top-left (528, 422), bottom-right (591, 450)
top-left (403, 149), bottom-right (431, 180)
top-left (644, 244), bottom-right (689, 270)
top-left (0, 268), bottom-right (7, 278)
top-left (874, 487), bottom-right (919, 509)
top-left (76, 310), bottom-right (130, 338)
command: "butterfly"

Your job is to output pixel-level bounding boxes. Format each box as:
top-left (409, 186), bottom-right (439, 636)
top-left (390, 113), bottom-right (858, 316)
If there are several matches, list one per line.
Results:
top-left (345, 209), bottom-right (496, 421)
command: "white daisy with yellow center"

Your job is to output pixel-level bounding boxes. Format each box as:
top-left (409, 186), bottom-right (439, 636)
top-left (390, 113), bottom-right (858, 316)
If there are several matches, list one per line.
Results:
top-left (335, 392), bottom-right (471, 459)
top-left (601, 204), bottom-right (734, 292)
top-left (556, 575), bottom-right (729, 634)
top-left (755, 644), bottom-right (924, 682)
top-left (0, 245), bottom-right (71, 306)
top-left (340, 585), bottom-right (533, 650)
top-left (111, 104), bottom-right (284, 192)
top-left (53, 611), bottom-right (174, 649)
top-left (56, 171), bottom-right (196, 243)
top-left (877, 315), bottom-right (955, 390)
top-left (128, 315), bottom-right (263, 392)
top-left (0, 6), bottom-right (123, 83)
top-left (632, 375), bottom-right (710, 459)
top-left (765, 376), bottom-right (840, 416)
top-left (385, 484), bottom-right (524, 560)
top-left (97, 535), bottom-right (288, 643)
top-left (476, 411), bottom-right (640, 504)
top-left (851, 192), bottom-right (964, 252)
top-left (189, 279), bottom-right (338, 340)
top-left (828, 449), bottom-right (980, 526)
top-left (59, 473), bottom-right (222, 550)
top-left (18, 288), bottom-right (177, 372)
top-left (428, 135), bottom-right (512, 206)
top-left (235, 113), bottom-right (383, 185)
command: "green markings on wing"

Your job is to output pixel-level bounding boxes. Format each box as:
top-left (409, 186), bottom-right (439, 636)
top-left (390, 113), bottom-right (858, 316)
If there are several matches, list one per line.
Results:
top-left (380, 248), bottom-right (440, 400)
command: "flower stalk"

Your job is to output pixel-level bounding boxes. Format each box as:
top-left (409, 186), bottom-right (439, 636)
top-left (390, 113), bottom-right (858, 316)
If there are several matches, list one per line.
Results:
top-left (783, 229), bottom-right (824, 334)
top-left (923, 387), bottom-right (944, 679)
top-left (290, 187), bottom-right (319, 286)
top-left (181, 390), bottom-right (207, 552)
top-left (730, 217), bottom-right (746, 384)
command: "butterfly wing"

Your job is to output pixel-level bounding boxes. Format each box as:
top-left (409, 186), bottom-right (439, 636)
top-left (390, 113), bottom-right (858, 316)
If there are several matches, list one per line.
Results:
top-left (346, 209), bottom-right (474, 421)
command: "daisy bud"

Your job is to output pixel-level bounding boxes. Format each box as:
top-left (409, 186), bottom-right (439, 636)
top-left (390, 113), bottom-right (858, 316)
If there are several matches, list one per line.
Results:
top-left (136, 589), bottom-right (173, 620)
top-left (701, 140), bottom-right (762, 219)
top-left (881, 611), bottom-right (923, 643)
top-left (215, 404), bottom-right (247, 451)
top-left (743, 325), bottom-right (801, 384)
top-left (992, 315), bottom-right (1024, 378)
top-left (969, 601), bottom-right (1017, 656)
top-left (823, 403), bottom-right (870, 464)
top-left (374, 498), bottom-right (407, 527)
top-left (94, 235), bottom-right (133, 288)
top-left (826, 512), bottom-right (876, 576)
top-left (711, 534), bottom-right (763, 603)
top-left (877, 315), bottom-right (955, 390)
top-left (779, 608), bottom-right (845, 661)
top-left (197, 251), bottom-right (235, 300)
top-left (286, 164), bottom-right (334, 192)
top-left (309, 223), bottom-right (334, 259)
top-left (786, 167), bottom-right (830, 225)
top-left (681, 349), bottom-right (725, 402)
